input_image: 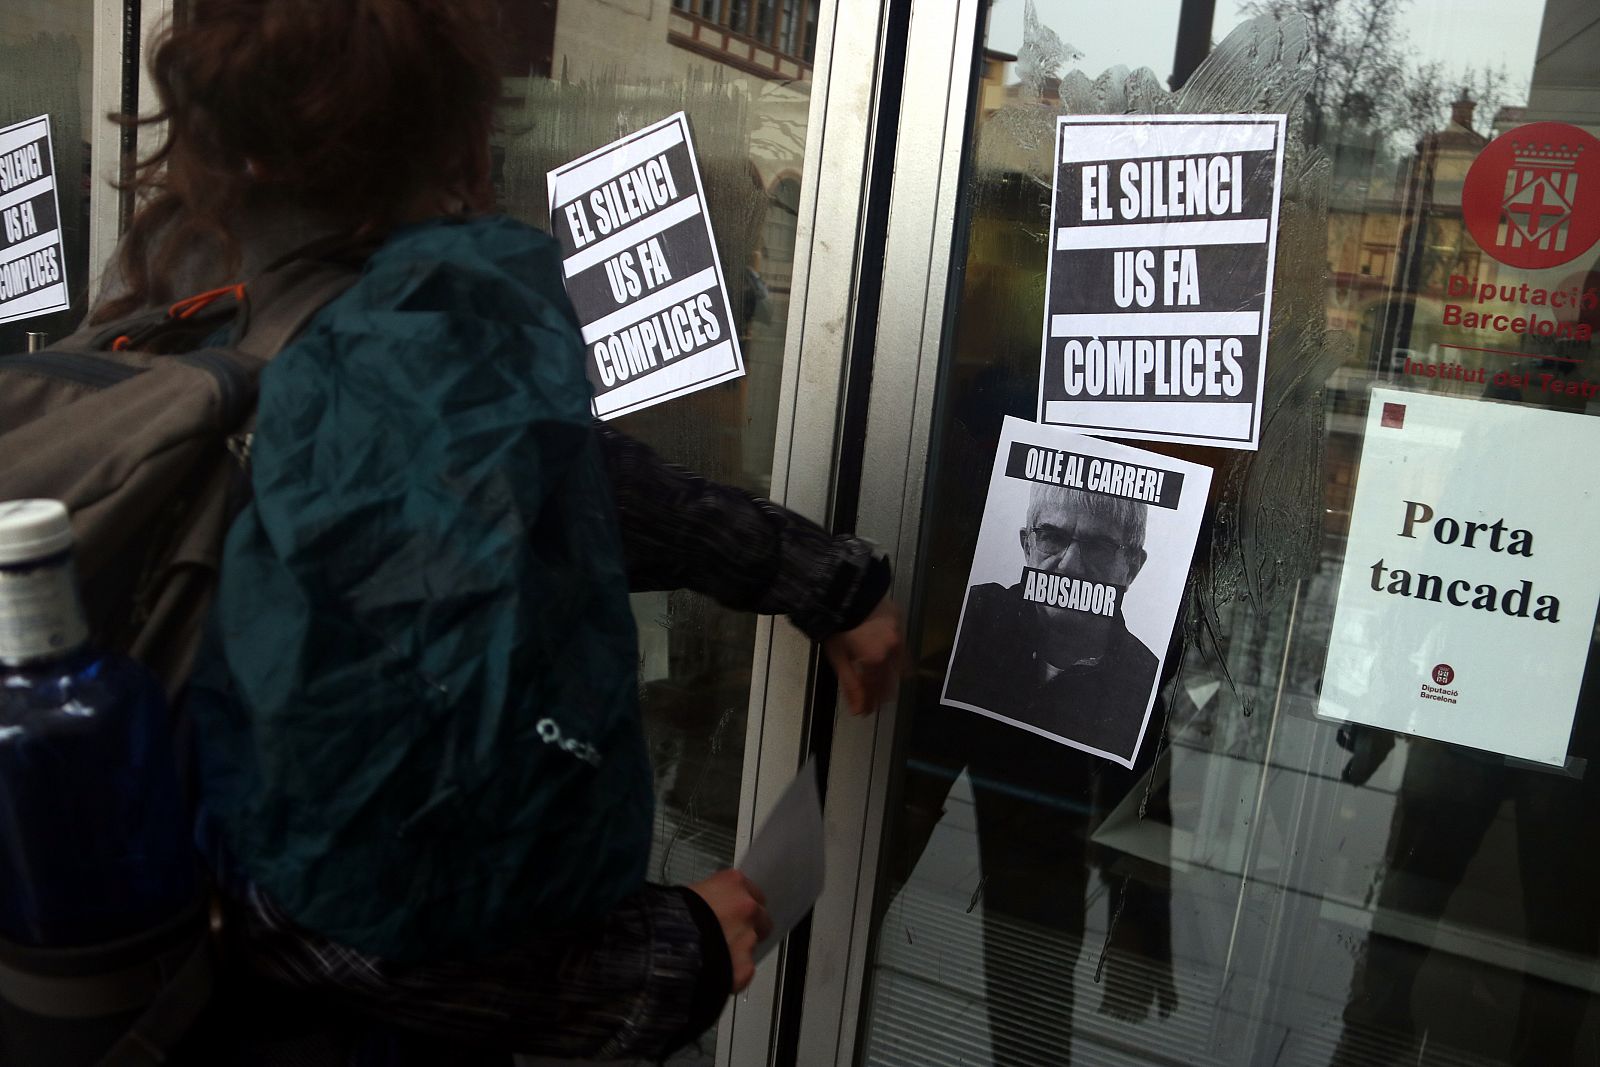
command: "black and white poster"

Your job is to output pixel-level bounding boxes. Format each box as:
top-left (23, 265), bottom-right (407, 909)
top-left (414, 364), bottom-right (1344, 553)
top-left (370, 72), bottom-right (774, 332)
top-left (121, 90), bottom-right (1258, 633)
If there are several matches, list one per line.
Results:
top-left (547, 112), bottom-right (744, 420)
top-left (1037, 114), bottom-right (1286, 451)
top-left (942, 417), bottom-right (1211, 767)
top-left (0, 115), bottom-right (69, 326)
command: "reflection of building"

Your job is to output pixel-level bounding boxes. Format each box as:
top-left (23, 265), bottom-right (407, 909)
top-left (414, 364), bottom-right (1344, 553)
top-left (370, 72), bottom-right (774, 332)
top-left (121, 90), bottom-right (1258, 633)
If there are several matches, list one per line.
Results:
top-left (489, 0), bottom-right (817, 281)
top-left (1329, 100), bottom-right (1600, 426)
top-left (668, 0), bottom-right (820, 83)
top-left (976, 47), bottom-right (1017, 115)
top-left (516, 0), bottom-right (818, 191)
top-left (1329, 25), bottom-right (1600, 387)
top-left (491, 0), bottom-right (821, 84)
top-left (1331, 96), bottom-right (1487, 372)
top-left (493, 0), bottom-right (821, 493)
top-left (1518, 2), bottom-right (1600, 126)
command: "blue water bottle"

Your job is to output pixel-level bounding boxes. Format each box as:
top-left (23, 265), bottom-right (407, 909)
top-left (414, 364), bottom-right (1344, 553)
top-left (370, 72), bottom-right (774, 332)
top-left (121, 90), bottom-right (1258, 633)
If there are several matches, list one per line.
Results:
top-left (0, 499), bottom-right (195, 947)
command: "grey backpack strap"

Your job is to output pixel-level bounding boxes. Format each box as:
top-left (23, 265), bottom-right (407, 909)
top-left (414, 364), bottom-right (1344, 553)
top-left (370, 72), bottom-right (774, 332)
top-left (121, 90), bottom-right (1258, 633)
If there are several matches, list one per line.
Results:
top-left (92, 935), bottom-right (214, 1067)
top-left (234, 257), bottom-right (363, 364)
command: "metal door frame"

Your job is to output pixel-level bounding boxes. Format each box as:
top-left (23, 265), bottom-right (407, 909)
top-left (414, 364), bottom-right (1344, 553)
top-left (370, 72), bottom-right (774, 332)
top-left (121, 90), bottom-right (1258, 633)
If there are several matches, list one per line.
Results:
top-left (87, 0), bottom-right (170, 301)
top-left (789, 0), bottom-right (987, 1062)
top-left (719, 0), bottom-right (912, 1061)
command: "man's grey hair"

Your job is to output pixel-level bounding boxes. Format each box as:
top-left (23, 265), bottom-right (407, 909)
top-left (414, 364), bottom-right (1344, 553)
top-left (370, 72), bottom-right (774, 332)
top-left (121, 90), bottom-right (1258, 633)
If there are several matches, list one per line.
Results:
top-left (1025, 483), bottom-right (1147, 549)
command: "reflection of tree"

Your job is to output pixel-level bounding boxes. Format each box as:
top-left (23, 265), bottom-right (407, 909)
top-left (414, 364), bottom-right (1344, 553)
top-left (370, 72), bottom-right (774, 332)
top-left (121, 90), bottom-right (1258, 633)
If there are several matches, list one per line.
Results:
top-left (1244, 0), bottom-right (1517, 149)
top-left (1245, 0), bottom-right (1406, 140)
top-left (1399, 62), bottom-right (1511, 143)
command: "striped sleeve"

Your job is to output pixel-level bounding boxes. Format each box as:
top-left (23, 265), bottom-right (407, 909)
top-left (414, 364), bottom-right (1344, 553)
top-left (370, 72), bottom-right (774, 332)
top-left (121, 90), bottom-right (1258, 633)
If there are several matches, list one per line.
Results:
top-left (597, 426), bottom-right (891, 640)
top-left (232, 882), bottom-right (731, 1060)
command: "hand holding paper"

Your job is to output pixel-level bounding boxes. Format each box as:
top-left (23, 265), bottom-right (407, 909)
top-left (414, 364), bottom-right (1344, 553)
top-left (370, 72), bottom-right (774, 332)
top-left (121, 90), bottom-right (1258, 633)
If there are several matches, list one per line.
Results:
top-left (687, 869), bottom-right (772, 992)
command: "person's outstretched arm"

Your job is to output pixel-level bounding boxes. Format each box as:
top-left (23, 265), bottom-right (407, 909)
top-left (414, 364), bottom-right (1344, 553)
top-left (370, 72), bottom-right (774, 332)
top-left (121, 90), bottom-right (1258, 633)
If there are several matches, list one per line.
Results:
top-left (598, 426), bottom-right (903, 715)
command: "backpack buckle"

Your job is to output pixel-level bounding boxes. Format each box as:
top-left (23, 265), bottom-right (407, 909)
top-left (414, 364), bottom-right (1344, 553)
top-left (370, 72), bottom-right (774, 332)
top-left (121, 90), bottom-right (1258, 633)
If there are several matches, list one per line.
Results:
top-left (225, 432), bottom-right (254, 469)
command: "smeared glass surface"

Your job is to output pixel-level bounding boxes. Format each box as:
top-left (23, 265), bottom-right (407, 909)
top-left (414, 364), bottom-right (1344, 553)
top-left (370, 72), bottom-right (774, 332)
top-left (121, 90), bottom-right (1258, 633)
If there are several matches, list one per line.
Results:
top-left (861, 1), bottom-right (1600, 1064)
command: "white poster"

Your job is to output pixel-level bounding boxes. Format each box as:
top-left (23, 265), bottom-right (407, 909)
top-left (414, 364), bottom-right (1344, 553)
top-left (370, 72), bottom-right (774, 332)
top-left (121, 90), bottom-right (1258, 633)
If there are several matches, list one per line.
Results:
top-left (1037, 114), bottom-right (1286, 450)
top-left (1320, 389), bottom-right (1600, 766)
top-left (547, 112), bottom-right (744, 420)
top-left (737, 758), bottom-right (823, 964)
top-left (941, 417), bottom-right (1212, 768)
top-left (0, 115), bottom-right (69, 326)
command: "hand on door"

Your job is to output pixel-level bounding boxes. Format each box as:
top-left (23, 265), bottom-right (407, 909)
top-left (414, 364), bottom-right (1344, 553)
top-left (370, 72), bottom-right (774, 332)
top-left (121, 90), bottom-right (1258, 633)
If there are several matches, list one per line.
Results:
top-left (824, 595), bottom-right (907, 717)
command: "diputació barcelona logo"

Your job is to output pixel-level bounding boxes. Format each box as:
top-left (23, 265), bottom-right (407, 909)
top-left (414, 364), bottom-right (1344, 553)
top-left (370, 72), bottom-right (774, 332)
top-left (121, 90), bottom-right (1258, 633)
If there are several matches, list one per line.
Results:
top-left (1463, 122), bottom-right (1600, 270)
top-left (1432, 663), bottom-right (1455, 686)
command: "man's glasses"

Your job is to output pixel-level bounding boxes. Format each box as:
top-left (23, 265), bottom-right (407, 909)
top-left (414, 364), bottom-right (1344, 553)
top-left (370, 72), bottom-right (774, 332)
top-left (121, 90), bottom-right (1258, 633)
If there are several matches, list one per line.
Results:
top-left (1026, 524), bottom-right (1125, 568)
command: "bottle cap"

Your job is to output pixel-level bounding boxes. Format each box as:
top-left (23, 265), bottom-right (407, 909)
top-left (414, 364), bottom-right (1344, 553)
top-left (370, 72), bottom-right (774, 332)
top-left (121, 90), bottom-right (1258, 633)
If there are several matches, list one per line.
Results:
top-left (0, 499), bottom-right (75, 565)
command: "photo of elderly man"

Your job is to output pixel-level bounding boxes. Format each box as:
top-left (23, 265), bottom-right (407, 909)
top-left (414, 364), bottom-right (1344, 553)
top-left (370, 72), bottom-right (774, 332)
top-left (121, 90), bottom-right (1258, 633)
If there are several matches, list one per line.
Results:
top-left (943, 481), bottom-right (1157, 762)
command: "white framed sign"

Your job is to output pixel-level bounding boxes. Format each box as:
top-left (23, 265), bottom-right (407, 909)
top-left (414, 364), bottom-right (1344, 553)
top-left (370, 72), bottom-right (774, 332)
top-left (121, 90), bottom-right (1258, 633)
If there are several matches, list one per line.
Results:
top-left (1037, 114), bottom-right (1286, 450)
top-left (941, 417), bottom-right (1211, 768)
top-left (0, 115), bottom-right (69, 326)
top-left (547, 112), bottom-right (744, 420)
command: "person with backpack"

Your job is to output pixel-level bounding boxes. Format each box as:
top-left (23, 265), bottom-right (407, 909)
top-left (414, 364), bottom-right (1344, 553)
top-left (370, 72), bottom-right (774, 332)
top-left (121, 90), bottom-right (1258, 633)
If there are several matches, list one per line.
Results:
top-left (4, 0), bottom-right (904, 1060)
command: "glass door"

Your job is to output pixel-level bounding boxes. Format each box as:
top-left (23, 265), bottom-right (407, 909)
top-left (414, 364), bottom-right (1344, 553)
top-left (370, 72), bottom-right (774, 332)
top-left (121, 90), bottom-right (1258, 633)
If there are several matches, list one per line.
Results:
top-left (6, 3), bottom-right (896, 1062)
top-left (810, 0), bottom-right (1600, 1064)
top-left (490, 2), bottom-right (891, 1064)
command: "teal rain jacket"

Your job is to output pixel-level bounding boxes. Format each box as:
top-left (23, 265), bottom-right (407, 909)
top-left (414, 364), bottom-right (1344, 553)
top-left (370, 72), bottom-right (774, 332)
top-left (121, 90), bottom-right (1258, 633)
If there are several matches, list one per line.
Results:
top-left (189, 216), bottom-right (651, 961)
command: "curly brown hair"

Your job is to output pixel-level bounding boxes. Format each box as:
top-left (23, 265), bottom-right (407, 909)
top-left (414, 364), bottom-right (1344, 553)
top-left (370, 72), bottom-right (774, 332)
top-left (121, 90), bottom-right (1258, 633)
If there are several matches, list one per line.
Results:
top-left (96, 0), bottom-right (501, 321)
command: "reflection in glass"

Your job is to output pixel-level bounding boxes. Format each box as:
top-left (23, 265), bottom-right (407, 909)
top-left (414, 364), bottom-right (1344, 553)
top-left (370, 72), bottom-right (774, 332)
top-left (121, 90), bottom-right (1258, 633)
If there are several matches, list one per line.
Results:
top-left (756, 0), bottom-right (776, 45)
top-left (1329, 733), bottom-right (1600, 1065)
top-left (779, 0), bottom-right (802, 58)
top-left (671, 0), bottom-right (821, 63)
